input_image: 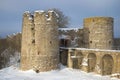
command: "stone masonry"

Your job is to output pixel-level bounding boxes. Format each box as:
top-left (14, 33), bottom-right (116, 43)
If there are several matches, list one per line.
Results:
top-left (20, 10), bottom-right (59, 72)
top-left (83, 17), bottom-right (114, 49)
top-left (59, 17), bottom-right (120, 78)
top-left (20, 12), bottom-right (120, 79)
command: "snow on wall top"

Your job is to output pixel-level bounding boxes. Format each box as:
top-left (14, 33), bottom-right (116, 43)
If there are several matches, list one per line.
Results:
top-left (59, 35), bottom-right (71, 39)
top-left (59, 28), bottom-right (81, 32)
top-left (35, 10), bottom-right (45, 13)
top-left (60, 47), bottom-right (120, 52)
top-left (24, 10), bottom-right (59, 21)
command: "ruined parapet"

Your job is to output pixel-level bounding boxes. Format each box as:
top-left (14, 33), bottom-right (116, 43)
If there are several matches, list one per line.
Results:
top-left (20, 10), bottom-right (59, 72)
top-left (83, 17), bottom-right (114, 49)
top-left (59, 28), bottom-right (84, 47)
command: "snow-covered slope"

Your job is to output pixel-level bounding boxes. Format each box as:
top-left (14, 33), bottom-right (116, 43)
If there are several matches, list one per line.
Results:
top-left (0, 64), bottom-right (119, 80)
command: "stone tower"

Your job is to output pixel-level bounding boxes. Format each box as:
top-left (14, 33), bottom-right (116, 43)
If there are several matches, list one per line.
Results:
top-left (83, 17), bottom-right (114, 49)
top-left (20, 11), bottom-right (35, 70)
top-left (20, 10), bottom-right (59, 72)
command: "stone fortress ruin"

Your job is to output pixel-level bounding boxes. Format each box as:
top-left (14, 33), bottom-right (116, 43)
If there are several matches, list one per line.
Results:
top-left (20, 10), bottom-right (120, 78)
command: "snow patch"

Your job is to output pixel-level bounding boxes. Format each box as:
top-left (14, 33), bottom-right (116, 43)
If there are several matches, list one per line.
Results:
top-left (47, 18), bottom-right (51, 21)
top-left (0, 64), bottom-right (119, 80)
top-left (35, 10), bottom-right (45, 13)
top-left (28, 16), bottom-right (33, 20)
top-left (59, 28), bottom-right (80, 32)
top-left (82, 58), bottom-right (88, 66)
top-left (59, 35), bottom-right (70, 39)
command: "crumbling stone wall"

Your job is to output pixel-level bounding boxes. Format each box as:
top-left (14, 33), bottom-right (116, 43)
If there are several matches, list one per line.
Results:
top-left (59, 28), bottom-right (84, 47)
top-left (60, 48), bottom-right (120, 77)
top-left (83, 17), bottom-right (114, 49)
top-left (20, 10), bottom-right (59, 72)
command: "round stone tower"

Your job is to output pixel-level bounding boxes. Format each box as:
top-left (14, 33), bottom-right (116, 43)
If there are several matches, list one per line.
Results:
top-left (20, 10), bottom-right (59, 72)
top-left (34, 10), bottom-right (59, 72)
top-left (83, 17), bottom-right (114, 50)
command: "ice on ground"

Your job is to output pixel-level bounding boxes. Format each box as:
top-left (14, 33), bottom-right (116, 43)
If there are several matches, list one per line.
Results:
top-left (0, 64), bottom-right (119, 80)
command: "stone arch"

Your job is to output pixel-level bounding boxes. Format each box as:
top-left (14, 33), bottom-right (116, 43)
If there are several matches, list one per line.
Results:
top-left (73, 52), bottom-right (83, 69)
top-left (101, 54), bottom-right (113, 75)
top-left (88, 53), bottom-right (96, 72)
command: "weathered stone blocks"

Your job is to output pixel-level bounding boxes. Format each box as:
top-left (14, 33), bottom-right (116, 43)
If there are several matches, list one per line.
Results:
top-left (83, 17), bottom-right (114, 49)
top-left (20, 10), bottom-right (59, 72)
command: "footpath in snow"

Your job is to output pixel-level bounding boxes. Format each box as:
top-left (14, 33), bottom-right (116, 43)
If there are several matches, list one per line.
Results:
top-left (0, 64), bottom-right (119, 80)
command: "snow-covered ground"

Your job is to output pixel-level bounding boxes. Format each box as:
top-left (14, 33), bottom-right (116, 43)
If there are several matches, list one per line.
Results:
top-left (0, 64), bottom-right (119, 80)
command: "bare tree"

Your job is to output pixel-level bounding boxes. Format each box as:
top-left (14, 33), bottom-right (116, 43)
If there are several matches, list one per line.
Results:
top-left (47, 8), bottom-right (70, 28)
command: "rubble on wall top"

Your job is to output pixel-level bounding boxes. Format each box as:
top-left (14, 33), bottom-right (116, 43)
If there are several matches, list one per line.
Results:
top-left (46, 18), bottom-right (51, 21)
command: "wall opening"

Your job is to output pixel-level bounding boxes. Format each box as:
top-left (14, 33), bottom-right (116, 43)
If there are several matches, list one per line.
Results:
top-left (109, 41), bottom-right (111, 44)
top-left (72, 52), bottom-right (83, 69)
top-left (50, 41), bottom-right (52, 44)
top-left (60, 50), bottom-right (68, 66)
top-left (73, 58), bottom-right (78, 69)
top-left (60, 39), bottom-right (70, 47)
top-left (90, 41), bottom-right (92, 43)
top-left (77, 52), bottom-right (83, 69)
top-left (88, 53), bottom-right (96, 72)
top-left (32, 39), bottom-right (35, 44)
top-left (101, 54), bottom-right (113, 75)
top-left (31, 27), bottom-right (34, 30)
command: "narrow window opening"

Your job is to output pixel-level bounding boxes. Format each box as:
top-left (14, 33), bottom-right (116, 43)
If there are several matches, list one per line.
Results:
top-left (38, 52), bottom-right (40, 55)
top-left (50, 41), bottom-right (52, 44)
top-left (32, 39), bottom-right (35, 43)
top-left (31, 27), bottom-right (34, 30)
top-left (90, 41), bottom-right (92, 43)
top-left (109, 41), bottom-right (111, 44)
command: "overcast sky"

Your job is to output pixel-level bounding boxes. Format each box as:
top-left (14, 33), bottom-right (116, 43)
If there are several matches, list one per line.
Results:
top-left (0, 0), bottom-right (120, 38)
